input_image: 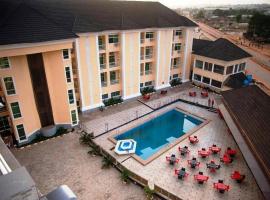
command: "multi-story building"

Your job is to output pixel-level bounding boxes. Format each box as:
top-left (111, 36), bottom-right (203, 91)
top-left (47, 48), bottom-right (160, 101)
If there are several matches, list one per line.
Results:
top-left (191, 38), bottom-right (251, 91)
top-left (0, 0), bottom-right (197, 144)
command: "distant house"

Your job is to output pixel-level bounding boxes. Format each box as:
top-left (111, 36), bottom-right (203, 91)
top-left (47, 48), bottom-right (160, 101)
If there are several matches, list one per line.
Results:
top-left (191, 38), bottom-right (251, 91)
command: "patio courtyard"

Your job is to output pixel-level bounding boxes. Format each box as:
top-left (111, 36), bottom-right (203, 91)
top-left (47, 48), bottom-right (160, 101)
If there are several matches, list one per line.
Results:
top-left (13, 84), bottom-right (264, 200)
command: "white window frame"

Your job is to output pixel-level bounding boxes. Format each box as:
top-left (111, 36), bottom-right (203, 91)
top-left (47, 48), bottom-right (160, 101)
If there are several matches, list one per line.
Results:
top-left (16, 124), bottom-right (27, 142)
top-left (68, 89), bottom-right (75, 105)
top-left (10, 101), bottom-right (23, 120)
top-left (65, 66), bottom-right (73, 83)
top-left (3, 76), bottom-right (16, 96)
top-left (0, 57), bottom-right (11, 70)
top-left (111, 91), bottom-right (121, 98)
top-left (62, 49), bottom-right (70, 60)
top-left (70, 109), bottom-right (78, 126)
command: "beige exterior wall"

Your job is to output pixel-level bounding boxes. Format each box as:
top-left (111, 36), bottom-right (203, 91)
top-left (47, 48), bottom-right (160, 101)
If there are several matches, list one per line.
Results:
top-left (122, 32), bottom-right (141, 99)
top-left (182, 28), bottom-right (194, 81)
top-left (0, 41), bottom-right (77, 142)
top-left (1, 55), bottom-right (41, 141)
top-left (75, 35), bottom-right (103, 111)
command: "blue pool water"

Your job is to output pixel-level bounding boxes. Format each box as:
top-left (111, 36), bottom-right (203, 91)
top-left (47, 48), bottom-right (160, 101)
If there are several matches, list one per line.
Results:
top-left (115, 109), bottom-right (203, 160)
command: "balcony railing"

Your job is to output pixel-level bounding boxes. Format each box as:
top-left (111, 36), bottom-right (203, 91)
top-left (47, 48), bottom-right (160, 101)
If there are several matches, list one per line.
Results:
top-left (172, 64), bottom-right (180, 69)
top-left (109, 62), bottom-right (119, 68)
top-left (145, 54), bottom-right (153, 59)
top-left (140, 71), bottom-right (144, 76)
top-left (140, 55), bottom-right (144, 60)
top-left (145, 70), bottom-right (152, 75)
top-left (100, 63), bottom-right (106, 69)
top-left (140, 39), bottom-right (144, 43)
top-left (99, 44), bottom-right (105, 50)
top-left (101, 81), bottom-right (107, 87)
top-left (110, 79), bottom-right (120, 85)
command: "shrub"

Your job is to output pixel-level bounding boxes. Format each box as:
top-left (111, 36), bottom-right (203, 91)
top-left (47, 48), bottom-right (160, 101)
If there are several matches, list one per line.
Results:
top-left (103, 96), bottom-right (123, 107)
top-left (140, 86), bottom-right (155, 95)
top-left (79, 132), bottom-right (94, 145)
top-left (101, 156), bottom-right (114, 169)
top-left (120, 169), bottom-right (131, 183)
top-left (56, 127), bottom-right (67, 135)
top-left (88, 143), bottom-right (101, 156)
top-left (170, 78), bottom-right (182, 87)
top-left (144, 186), bottom-right (155, 199)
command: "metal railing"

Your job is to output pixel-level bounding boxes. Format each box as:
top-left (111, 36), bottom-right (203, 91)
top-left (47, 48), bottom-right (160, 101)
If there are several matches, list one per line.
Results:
top-left (99, 44), bottom-right (105, 50)
top-left (140, 55), bottom-right (144, 60)
top-left (145, 70), bottom-right (152, 75)
top-left (101, 81), bottom-right (107, 87)
top-left (110, 79), bottom-right (120, 85)
top-left (109, 62), bottom-right (119, 68)
top-left (100, 63), bottom-right (106, 69)
top-left (145, 54), bottom-right (153, 59)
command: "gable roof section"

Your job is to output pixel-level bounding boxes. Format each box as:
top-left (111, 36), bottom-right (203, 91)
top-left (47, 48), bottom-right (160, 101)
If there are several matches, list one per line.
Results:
top-left (222, 85), bottom-right (270, 180)
top-left (192, 38), bottom-right (213, 53)
top-left (192, 38), bottom-right (251, 61)
top-left (0, 1), bottom-right (77, 45)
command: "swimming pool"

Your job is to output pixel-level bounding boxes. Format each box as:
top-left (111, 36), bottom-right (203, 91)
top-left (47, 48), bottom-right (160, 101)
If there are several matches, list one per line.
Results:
top-left (114, 109), bottom-right (203, 161)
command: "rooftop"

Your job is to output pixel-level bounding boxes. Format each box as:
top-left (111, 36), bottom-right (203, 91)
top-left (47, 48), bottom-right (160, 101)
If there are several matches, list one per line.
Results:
top-left (222, 85), bottom-right (270, 181)
top-left (224, 72), bottom-right (247, 89)
top-left (0, 0), bottom-right (197, 45)
top-left (192, 38), bottom-right (251, 61)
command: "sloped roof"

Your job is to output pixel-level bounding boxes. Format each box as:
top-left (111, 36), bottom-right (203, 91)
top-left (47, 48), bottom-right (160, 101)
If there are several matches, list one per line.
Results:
top-left (222, 85), bottom-right (270, 180)
top-left (224, 72), bottom-right (247, 89)
top-left (0, 0), bottom-right (197, 45)
top-left (0, 0), bottom-right (77, 45)
top-left (192, 38), bottom-right (251, 61)
top-left (192, 38), bottom-right (213, 52)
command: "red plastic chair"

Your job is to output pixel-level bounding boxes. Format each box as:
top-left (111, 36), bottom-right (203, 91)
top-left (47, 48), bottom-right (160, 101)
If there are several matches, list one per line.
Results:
top-left (194, 172), bottom-right (209, 184)
top-left (226, 147), bottom-right (237, 157)
top-left (198, 148), bottom-right (211, 158)
top-left (231, 171), bottom-right (245, 183)
top-left (209, 144), bottom-right (221, 154)
top-left (189, 136), bottom-right (199, 144)
top-left (220, 154), bottom-right (233, 164)
top-left (178, 146), bottom-right (190, 156)
top-left (213, 180), bottom-right (230, 193)
top-left (166, 155), bottom-right (179, 165)
top-left (187, 158), bottom-right (200, 168)
top-left (175, 168), bottom-right (189, 180)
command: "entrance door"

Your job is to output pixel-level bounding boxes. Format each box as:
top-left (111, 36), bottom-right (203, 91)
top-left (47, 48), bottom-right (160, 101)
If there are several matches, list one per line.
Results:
top-left (27, 53), bottom-right (54, 127)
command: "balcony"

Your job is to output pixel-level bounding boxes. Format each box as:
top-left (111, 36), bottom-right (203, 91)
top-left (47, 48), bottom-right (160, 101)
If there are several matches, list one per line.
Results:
top-left (100, 63), bottom-right (106, 70)
top-left (99, 44), bottom-right (105, 50)
top-left (145, 70), bottom-right (152, 75)
top-left (140, 71), bottom-right (144, 76)
top-left (145, 54), bottom-right (153, 60)
top-left (140, 55), bottom-right (144, 60)
top-left (101, 81), bottom-right (107, 87)
top-left (109, 62), bottom-right (119, 68)
top-left (110, 79), bottom-right (120, 85)
top-left (171, 64), bottom-right (180, 69)
top-left (0, 106), bottom-right (9, 117)
top-left (140, 39), bottom-right (144, 44)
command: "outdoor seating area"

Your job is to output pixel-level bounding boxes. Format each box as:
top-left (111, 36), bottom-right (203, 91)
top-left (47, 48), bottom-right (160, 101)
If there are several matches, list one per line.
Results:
top-left (194, 172), bottom-right (209, 184)
top-left (175, 167), bottom-right (189, 180)
top-left (166, 154), bottom-right (180, 165)
top-left (178, 146), bottom-right (190, 156)
top-left (213, 180), bottom-right (230, 193)
top-left (231, 171), bottom-right (246, 183)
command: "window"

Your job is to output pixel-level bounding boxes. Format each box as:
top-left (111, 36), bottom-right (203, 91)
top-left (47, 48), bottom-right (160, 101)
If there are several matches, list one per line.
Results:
top-left (4, 77), bottom-right (16, 95)
top-left (193, 74), bottom-right (201, 81)
top-left (68, 89), bottom-right (75, 104)
top-left (99, 54), bottom-right (106, 69)
top-left (145, 47), bottom-right (153, 59)
top-left (0, 57), bottom-right (10, 69)
top-left (65, 66), bottom-right (72, 83)
top-left (98, 36), bottom-right (105, 50)
top-left (108, 34), bottom-right (119, 44)
top-left (195, 60), bottom-right (203, 69)
top-left (239, 63), bottom-right (246, 72)
top-left (71, 110), bottom-right (77, 125)
top-left (226, 65), bottom-right (234, 75)
top-left (145, 63), bottom-right (152, 74)
top-left (213, 64), bottom-right (224, 75)
top-left (109, 53), bottom-right (116, 67)
top-left (234, 64), bottom-right (238, 73)
top-left (202, 77), bottom-right (210, 84)
top-left (110, 71), bottom-right (119, 84)
top-left (16, 124), bottom-right (26, 140)
top-left (0, 116), bottom-right (11, 135)
top-left (11, 102), bottom-right (21, 119)
top-left (145, 81), bottom-right (153, 86)
top-left (145, 32), bottom-right (154, 40)
top-left (204, 62), bottom-right (213, 71)
top-left (175, 30), bottom-right (182, 36)
top-left (174, 43), bottom-right (181, 51)
top-left (101, 72), bottom-right (107, 87)
top-left (173, 74), bottom-right (179, 79)
top-left (111, 91), bottom-right (120, 97)
top-left (102, 94), bottom-right (108, 100)
top-left (140, 83), bottom-right (144, 88)
top-left (211, 79), bottom-right (222, 88)
top-left (62, 49), bottom-right (70, 59)
top-left (172, 58), bottom-right (180, 68)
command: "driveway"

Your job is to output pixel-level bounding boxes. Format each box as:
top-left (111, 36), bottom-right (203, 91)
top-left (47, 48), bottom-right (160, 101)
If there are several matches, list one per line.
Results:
top-left (12, 133), bottom-right (146, 200)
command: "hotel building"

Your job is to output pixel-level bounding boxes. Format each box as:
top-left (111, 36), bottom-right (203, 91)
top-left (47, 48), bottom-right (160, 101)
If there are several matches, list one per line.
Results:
top-left (0, 0), bottom-right (196, 144)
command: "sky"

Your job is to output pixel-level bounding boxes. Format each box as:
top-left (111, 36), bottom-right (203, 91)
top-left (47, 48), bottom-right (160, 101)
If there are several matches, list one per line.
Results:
top-left (135, 0), bottom-right (270, 8)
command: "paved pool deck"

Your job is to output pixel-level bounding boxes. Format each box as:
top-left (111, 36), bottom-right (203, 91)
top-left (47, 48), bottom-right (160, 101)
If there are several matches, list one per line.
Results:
top-left (90, 86), bottom-right (264, 200)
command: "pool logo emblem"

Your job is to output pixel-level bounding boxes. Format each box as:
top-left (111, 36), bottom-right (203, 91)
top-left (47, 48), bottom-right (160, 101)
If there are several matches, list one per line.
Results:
top-left (114, 139), bottom-right (137, 155)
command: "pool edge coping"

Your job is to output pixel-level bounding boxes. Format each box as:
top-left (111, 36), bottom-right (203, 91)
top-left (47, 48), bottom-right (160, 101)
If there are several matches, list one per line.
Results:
top-left (108, 106), bottom-right (211, 166)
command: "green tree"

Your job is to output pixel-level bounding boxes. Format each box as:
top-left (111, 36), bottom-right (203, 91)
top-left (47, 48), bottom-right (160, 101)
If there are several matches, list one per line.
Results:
top-left (195, 10), bottom-right (205, 19)
top-left (236, 14), bottom-right (242, 23)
